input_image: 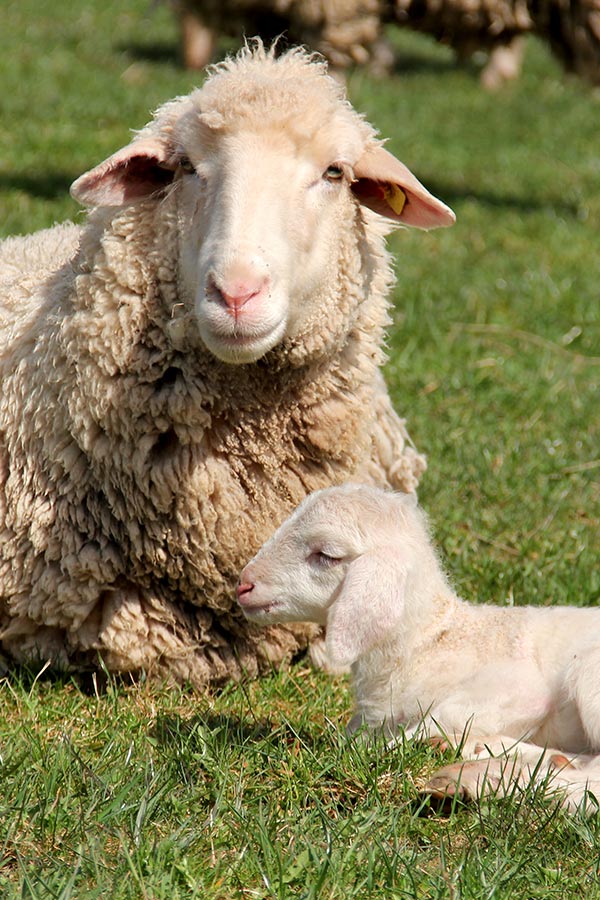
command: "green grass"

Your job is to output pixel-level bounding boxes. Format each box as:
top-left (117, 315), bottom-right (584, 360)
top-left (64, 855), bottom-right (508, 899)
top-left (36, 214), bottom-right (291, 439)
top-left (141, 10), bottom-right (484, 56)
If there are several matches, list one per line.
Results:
top-left (3, 668), bottom-right (600, 898)
top-left (1, 1), bottom-right (600, 897)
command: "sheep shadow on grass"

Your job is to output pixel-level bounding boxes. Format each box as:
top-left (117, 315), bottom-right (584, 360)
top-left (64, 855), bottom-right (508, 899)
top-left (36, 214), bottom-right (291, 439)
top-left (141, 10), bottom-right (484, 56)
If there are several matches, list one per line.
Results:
top-left (0, 172), bottom-right (76, 202)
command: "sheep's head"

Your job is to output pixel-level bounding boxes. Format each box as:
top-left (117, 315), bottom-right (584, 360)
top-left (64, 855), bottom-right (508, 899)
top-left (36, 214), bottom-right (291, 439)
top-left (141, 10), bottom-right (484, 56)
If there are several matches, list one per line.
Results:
top-left (71, 43), bottom-right (454, 365)
top-left (237, 483), bottom-right (431, 668)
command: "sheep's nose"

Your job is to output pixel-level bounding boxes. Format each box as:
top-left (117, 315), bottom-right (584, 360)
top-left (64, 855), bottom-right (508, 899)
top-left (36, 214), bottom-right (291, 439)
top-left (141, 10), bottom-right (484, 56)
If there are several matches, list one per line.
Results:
top-left (236, 581), bottom-right (255, 605)
top-left (208, 273), bottom-right (270, 313)
top-left (221, 282), bottom-right (267, 311)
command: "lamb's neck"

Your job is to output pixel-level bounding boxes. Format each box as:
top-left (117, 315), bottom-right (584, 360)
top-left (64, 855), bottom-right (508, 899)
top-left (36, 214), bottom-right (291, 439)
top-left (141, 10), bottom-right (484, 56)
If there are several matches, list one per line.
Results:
top-left (401, 563), bottom-right (458, 646)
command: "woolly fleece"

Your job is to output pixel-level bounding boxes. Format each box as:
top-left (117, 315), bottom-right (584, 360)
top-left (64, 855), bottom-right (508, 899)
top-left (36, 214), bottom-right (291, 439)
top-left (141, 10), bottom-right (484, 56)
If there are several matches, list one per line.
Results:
top-left (0, 46), bottom-right (428, 686)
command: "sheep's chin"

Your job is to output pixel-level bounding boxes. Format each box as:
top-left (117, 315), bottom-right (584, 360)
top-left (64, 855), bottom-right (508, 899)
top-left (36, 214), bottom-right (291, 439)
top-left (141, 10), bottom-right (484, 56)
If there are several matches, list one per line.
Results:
top-left (200, 321), bottom-right (287, 365)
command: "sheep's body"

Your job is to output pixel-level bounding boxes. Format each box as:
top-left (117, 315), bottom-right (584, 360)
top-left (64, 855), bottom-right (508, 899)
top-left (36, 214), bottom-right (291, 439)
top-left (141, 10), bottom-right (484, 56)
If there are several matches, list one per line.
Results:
top-left (173, 0), bottom-right (600, 90)
top-left (238, 484), bottom-right (600, 812)
top-left (393, 0), bottom-right (600, 88)
top-left (0, 45), bottom-right (455, 686)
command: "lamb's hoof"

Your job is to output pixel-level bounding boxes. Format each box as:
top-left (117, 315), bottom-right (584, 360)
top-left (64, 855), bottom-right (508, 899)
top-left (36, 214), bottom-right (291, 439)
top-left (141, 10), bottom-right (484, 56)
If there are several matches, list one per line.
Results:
top-left (420, 760), bottom-right (504, 814)
top-left (420, 764), bottom-right (469, 814)
top-left (549, 753), bottom-right (574, 771)
top-left (427, 735), bottom-right (451, 753)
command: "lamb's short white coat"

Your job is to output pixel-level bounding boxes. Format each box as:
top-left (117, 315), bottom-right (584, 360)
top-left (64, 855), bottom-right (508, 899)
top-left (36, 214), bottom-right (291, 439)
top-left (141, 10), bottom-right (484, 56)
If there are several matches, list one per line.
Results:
top-left (238, 483), bottom-right (600, 812)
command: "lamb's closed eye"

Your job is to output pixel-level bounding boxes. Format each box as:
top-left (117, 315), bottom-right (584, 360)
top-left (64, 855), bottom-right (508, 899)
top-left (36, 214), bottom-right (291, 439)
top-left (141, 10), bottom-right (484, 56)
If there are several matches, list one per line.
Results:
top-left (308, 550), bottom-right (345, 567)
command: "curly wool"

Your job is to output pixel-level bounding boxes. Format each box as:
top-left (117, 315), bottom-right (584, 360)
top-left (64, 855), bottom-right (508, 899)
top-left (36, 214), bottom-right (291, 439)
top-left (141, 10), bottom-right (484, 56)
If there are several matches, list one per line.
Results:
top-left (0, 49), bottom-right (428, 688)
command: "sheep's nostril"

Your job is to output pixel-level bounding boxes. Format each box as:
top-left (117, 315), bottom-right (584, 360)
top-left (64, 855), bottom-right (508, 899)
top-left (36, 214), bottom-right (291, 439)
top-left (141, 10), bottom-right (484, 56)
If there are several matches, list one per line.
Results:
top-left (221, 281), bottom-right (267, 311)
top-left (236, 582), bottom-right (255, 604)
top-left (207, 273), bottom-right (270, 313)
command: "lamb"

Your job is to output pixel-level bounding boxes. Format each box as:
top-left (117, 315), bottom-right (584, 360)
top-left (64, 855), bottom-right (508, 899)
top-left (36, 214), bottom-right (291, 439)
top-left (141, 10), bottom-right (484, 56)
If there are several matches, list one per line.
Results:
top-left (0, 43), bottom-right (454, 687)
top-left (237, 483), bottom-right (600, 813)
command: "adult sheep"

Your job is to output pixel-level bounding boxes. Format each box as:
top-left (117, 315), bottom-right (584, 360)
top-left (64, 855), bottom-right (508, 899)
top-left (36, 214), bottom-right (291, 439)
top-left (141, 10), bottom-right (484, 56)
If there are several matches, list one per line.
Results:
top-left (0, 43), bottom-right (454, 687)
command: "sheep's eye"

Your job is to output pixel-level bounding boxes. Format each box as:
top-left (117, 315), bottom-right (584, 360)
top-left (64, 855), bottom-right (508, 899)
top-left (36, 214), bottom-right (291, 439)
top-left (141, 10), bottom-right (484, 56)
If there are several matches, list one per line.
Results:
top-left (324, 164), bottom-right (344, 182)
top-left (310, 550), bottom-right (343, 568)
top-left (179, 157), bottom-right (196, 174)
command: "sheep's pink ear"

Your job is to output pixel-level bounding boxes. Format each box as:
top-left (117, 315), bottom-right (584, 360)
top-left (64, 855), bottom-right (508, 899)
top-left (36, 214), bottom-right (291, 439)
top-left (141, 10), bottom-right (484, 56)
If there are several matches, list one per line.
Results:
top-left (70, 137), bottom-right (177, 207)
top-left (352, 145), bottom-right (455, 230)
top-left (325, 552), bottom-right (406, 669)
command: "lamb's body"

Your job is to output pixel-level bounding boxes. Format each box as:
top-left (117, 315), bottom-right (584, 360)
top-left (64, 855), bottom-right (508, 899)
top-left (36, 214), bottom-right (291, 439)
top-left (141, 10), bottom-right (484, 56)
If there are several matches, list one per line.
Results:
top-left (238, 484), bottom-right (600, 812)
top-left (0, 46), bottom-right (454, 686)
top-left (352, 598), bottom-right (600, 753)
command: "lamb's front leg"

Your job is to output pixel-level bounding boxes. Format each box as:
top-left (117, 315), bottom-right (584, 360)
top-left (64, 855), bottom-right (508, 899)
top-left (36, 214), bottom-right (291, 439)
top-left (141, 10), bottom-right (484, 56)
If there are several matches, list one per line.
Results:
top-left (422, 754), bottom-right (530, 811)
top-left (422, 738), bottom-right (600, 815)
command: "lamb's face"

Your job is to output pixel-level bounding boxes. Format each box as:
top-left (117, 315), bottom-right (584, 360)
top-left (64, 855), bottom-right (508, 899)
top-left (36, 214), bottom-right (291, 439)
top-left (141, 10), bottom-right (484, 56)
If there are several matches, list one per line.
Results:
top-left (237, 489), bottom-right (365, 625)
top-left (237, 484), bottom-right (427, 668)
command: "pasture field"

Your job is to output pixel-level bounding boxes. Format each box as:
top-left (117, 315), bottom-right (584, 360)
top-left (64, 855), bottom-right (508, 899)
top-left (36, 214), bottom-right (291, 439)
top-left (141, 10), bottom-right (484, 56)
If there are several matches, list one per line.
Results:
top-left (1, 1), bottom-right (599, 897)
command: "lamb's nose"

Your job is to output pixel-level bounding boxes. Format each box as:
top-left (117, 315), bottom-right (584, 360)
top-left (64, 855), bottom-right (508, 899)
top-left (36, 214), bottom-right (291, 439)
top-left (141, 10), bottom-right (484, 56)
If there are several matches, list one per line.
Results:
top-left (236, 582), bottom-right (255, 605)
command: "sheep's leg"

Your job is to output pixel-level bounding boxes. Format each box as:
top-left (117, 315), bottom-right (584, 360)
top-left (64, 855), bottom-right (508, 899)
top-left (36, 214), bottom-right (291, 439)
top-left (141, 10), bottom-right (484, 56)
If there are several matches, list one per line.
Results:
top-left (480, 37), bottom-right (526, 91)
top-left (423, 755), bottom-right (528, 809)
top-left (179, 9), bottom-right (216, 70)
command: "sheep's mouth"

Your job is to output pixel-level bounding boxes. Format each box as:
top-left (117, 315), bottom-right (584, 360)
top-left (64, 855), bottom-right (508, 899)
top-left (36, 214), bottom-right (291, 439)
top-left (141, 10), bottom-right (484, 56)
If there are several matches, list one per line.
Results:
top-left (219, 332), bottom-right (272, 350)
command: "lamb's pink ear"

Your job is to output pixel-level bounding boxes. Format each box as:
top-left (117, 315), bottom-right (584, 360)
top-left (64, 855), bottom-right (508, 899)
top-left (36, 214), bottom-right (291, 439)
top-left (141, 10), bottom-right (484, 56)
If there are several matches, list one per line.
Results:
top-left (352, 145), bottom-right (455, 230)
top-left (70, 137), bottom-right (177, 207)
top-left (325, 552), bottom-right (407, 670)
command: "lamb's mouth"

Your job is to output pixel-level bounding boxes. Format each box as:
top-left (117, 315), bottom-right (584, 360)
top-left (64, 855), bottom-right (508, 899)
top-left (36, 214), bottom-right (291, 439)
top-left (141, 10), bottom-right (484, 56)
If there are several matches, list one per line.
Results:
top-left (240, 601), bottom-right (280, 618)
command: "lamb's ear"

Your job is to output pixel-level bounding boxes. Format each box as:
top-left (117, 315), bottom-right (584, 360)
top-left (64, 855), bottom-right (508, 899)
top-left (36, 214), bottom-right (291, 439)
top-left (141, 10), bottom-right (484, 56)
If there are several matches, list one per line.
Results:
top-left (352, 145), bottom-right (455, 230)
top-left (70, 137), bottom-right (178, 207)
top-left (325, 552), bottom-right (406, 670)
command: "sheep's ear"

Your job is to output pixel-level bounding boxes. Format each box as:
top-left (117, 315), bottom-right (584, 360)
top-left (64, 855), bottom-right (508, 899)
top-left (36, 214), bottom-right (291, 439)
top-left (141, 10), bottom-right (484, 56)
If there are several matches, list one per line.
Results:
top-left (325, 552), bottom-right (406, 669)
top-left (70, 137), bottom-right (178, 207)
top-left (352, 145), bottom-right (455, 230)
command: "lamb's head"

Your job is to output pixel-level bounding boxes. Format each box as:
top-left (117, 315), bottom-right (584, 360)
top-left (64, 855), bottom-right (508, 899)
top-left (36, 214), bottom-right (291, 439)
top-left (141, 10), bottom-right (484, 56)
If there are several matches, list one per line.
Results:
top-left (237, 483), bottom-right (436, 668)
top-left (71, 42), bottom-right (454, 365)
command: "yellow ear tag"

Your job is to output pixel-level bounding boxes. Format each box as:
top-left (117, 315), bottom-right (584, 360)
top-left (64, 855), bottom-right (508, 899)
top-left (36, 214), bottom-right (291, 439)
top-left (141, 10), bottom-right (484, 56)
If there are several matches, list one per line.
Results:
top-left (383, 184), bottom-right (407, 216)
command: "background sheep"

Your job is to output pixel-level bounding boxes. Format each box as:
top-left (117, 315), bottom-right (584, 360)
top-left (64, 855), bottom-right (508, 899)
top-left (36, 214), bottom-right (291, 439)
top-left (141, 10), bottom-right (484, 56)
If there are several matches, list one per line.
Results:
top-left (0, 43), bottom-right (454, 687)
top-left (171, 0), bottom-right (600, 90)
top-left (393, 0), bottom-right (600, 89)
top-left (238, 483), bottom-right (600, 812)
top-left (171, 0), bottom-right (384, 72)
